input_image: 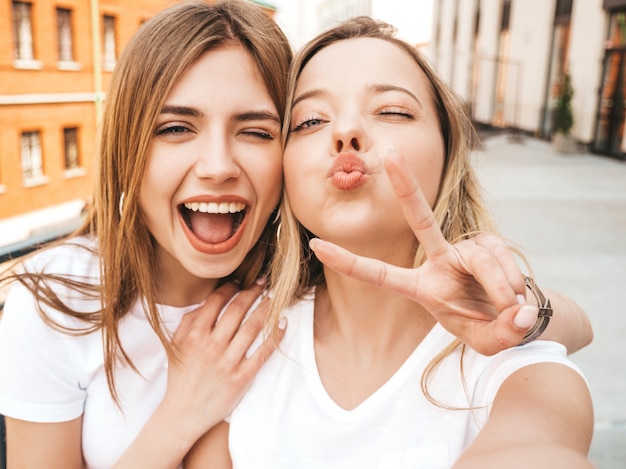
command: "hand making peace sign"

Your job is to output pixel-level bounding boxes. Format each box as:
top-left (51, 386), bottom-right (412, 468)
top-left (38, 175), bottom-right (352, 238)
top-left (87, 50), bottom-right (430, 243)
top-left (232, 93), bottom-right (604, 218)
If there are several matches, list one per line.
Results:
top-left (309, 150), bottom-right (538, 356)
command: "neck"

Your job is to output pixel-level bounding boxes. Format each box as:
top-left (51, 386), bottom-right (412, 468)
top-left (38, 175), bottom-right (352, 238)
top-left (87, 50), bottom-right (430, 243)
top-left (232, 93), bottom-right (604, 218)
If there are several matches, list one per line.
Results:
top-left (155, 268), bottom-right (219, 307)
top-left (314, 266), bottom-right (435, 357)
top-left (312, 267), bottom-right (436, 410)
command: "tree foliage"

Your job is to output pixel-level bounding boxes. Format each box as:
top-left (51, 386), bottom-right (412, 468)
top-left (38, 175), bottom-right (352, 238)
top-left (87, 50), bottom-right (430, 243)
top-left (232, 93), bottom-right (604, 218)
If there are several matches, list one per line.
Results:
top-left (553, 73), bottom-right (574, 136)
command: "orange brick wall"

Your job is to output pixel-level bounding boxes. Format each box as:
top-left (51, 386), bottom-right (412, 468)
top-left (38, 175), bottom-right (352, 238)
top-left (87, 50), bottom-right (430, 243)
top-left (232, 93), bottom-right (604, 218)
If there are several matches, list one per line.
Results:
top-left (0, 102), bottom-right (97, 214)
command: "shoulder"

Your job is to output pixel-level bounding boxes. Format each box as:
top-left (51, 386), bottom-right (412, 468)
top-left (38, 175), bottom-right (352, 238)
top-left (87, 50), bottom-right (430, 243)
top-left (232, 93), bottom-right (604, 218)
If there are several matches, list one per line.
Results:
top-left (469, 340), bottom-right (585, 406)
top-left (4, 236), bottom-right (101, 326)
top-left (21, 236), bottom-right (99, 277)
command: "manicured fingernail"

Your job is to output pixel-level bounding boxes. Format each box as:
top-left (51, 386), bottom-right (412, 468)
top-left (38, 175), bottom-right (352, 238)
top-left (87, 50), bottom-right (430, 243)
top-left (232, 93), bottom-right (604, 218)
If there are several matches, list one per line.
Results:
top-left (256, 276), bottom-right (267, 286)
top-left (278, 317), bottom-right (288, 330)
top-left (309, 238), bottom-right (319, 250)
top-left (514, 305), bottom-right (538, 329)
top-left (516, 294), bottom-right (526, 305)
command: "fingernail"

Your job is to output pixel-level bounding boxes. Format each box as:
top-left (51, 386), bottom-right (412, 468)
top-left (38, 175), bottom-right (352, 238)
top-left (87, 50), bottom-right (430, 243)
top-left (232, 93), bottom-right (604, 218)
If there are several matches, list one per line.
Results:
top-left (514, 305), bottom-right (538, 329)
top-left (255, 276), bottom-right (267, 286)
top-left (309, 238), bottom-right (319, 250)
top-left (278, 317), bottom-right (288, 330)
top-left (516, 294), bottom-right (526, 305)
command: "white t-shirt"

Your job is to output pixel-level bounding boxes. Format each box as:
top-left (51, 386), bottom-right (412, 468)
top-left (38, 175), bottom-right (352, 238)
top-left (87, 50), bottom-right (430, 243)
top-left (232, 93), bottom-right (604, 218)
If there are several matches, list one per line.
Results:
top-left (0, 237), bottom-right (196, 469)
top-left (229, 293), bottom-right (585, 469)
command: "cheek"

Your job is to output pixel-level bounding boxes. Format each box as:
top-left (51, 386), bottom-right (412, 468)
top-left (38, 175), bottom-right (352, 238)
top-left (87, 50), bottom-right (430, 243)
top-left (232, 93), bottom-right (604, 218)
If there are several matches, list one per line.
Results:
top-left (410, 138), bottom-right (445, 206)
top-left (282, 147), bottom-right (307, 206)
top-left (140, 155), bottom-right (173, 203)
top-left (253, 150), bottom-right (284, 208)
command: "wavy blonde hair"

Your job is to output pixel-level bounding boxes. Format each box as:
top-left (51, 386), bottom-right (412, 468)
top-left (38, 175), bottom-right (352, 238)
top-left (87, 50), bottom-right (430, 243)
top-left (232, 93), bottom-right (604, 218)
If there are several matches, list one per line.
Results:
top-left (267, 16), bottom-right (497, 405)
top-left (2, 0), bottom-right (292, 403)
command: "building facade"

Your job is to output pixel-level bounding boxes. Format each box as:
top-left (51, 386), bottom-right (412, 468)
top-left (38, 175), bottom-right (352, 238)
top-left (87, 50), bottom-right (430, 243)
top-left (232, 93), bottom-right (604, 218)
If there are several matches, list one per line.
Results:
top-left (430, 0), bottom-right (626, 160)
top-left (316, 0), bottom-right (432, 48)
top-left (0, 0), bottom-right (274, 248)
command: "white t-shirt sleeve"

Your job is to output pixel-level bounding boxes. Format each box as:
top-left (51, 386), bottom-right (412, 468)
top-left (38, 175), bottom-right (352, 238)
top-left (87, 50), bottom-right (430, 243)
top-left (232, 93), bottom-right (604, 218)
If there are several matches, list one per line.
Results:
top-left (0, 279), bottom-right (86, 422)
top-left (472, 340), bottom-right (586, 410)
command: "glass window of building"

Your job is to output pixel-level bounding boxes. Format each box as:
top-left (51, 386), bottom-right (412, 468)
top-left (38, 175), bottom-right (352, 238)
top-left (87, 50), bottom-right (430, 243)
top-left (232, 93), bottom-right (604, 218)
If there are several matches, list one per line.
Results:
top-left (63, 128), bottom-right (80, 170)
top-left (21, 131), bottom-right (43, 181)
top-left (12, 1), bottom-right (34, 61)
top-left (103, 15), bottom-right (117, 71)
top-left (57, 8), bottom-right (74, 63)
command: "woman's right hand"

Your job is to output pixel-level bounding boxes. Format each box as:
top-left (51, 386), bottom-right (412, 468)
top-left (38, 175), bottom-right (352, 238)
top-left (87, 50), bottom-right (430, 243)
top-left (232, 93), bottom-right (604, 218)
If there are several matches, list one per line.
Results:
top-left (166, 280), bottom-right (282, 433)
top-left (113, 280), bottom-right (285, 469)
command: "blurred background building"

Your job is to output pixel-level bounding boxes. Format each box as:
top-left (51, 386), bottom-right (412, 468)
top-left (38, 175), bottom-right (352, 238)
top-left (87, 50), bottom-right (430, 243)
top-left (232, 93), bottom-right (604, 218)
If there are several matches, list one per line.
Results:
top-left (0, 0), bottom-right (623, 252)
top-left (430, 0), bottom-right (626, 159)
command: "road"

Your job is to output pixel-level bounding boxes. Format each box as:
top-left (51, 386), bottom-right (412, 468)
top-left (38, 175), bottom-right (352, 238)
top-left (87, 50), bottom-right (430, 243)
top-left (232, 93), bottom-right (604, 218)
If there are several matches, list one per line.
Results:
top-left (474, 133), bottom-right (626, 469)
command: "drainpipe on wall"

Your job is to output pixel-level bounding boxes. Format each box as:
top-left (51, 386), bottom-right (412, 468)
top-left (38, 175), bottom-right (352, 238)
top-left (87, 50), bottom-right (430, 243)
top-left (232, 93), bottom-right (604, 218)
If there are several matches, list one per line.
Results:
top-left (90, 0), bottom-right (103, 124)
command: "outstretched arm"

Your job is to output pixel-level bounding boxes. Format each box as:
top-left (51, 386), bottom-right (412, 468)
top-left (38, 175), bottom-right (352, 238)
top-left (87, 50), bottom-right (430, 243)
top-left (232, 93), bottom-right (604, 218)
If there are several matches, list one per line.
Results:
top-left (309, 150), bottom-right (592, 356)
top-left (529, 286), bottom-right (592, 353)
top-left (452, 362), bottom-right (594, 468)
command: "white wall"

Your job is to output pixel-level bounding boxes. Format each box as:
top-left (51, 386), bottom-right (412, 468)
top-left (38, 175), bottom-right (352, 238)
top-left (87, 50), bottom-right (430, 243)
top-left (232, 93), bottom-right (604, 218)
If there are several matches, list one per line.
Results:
top-left (508, 0), bottom-right (554, 131)
top-left (569, 0), bottom-right (605, 141)
top-left (473, 0), bottom-right (503, 123)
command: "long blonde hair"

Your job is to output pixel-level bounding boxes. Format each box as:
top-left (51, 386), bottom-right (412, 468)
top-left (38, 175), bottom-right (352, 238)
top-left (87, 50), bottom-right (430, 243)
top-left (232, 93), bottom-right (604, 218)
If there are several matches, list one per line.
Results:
top-left (2, 0), bottom-right (292, 403)
top-left (268, 17), bottom-right (497, 402)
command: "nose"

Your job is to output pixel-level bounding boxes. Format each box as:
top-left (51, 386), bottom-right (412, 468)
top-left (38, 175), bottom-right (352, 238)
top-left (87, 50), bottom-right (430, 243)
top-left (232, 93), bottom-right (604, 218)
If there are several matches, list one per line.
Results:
top-left (332, 114), bottom-right (367, 154)
top-left (335, 136), bottom-right (361, 153)
top-left (194, 135), bottom-right (240, 182)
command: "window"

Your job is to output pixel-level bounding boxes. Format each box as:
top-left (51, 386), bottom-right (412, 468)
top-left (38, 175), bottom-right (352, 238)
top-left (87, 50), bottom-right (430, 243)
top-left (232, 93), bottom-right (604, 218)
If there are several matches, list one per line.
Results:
top-left (21, 131), bottom-right (43, 181)
top-left (12, 1), bottom-right (34, 61)
top-left (63, 128), bottom-right (79, 170)
top-left (103, 15), bottom-right (117, 70)
top-left (57, 8), bottom-right (74, 62)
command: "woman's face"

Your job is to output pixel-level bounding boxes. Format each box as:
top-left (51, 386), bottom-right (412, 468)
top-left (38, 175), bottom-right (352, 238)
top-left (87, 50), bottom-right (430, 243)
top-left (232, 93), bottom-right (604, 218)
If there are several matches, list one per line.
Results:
top-left (140, 45), bottom-right (282, 296)
top-left (284, 38), bottom-right (445, 262)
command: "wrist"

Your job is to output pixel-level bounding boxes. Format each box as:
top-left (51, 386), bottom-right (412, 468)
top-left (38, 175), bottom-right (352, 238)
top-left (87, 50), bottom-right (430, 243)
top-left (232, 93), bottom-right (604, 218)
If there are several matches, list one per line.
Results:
top-left (518, 276), bottom-right (553, 345)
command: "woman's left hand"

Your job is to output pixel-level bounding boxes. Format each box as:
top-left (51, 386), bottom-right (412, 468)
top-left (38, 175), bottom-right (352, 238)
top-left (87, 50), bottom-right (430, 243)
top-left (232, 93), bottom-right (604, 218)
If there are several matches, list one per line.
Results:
top-left (309, 150), bottom-right (538, 356)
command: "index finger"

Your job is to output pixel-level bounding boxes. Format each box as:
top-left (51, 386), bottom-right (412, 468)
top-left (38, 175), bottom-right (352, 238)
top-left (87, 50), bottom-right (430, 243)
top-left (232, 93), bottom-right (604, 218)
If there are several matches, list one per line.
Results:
top-left (384, 149), bottom-right (449, 258)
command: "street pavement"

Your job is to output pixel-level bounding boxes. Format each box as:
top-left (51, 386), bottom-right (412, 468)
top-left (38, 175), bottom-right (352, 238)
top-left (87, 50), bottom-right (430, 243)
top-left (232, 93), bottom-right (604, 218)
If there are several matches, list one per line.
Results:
top-left (473, 133), bottom-right (626, 469)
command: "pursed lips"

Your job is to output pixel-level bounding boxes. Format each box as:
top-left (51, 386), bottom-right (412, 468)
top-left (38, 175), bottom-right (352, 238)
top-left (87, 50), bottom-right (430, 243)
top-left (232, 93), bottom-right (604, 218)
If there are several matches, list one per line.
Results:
top-left (328, 152), bottom-right (369, 190)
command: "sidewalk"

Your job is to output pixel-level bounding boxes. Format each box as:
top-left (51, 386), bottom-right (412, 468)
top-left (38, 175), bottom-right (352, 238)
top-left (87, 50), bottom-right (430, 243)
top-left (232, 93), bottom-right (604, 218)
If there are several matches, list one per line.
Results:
top-left (474, 134), bottom-right (626, 469)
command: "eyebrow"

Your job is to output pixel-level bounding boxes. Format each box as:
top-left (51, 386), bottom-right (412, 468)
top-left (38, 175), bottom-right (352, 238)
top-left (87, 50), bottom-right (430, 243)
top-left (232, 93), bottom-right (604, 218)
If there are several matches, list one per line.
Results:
top-left (292, 85), bottom-right (423, 109)
top-left (236, 110), bottom-right (281, 124)
top-left (160, 105), bottom-right (203, 117)
top-left (159, 106), bottom-right (279, 123)
top-left (292, 89), bottom-right (328, 108)
top-left (368, 84), bottom-right (423, 108)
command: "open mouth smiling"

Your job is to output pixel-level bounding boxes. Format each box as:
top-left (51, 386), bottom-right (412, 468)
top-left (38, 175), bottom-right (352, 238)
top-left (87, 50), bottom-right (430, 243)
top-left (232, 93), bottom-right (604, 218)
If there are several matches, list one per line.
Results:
top-left (179, 200), bottom-right (249, 251)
